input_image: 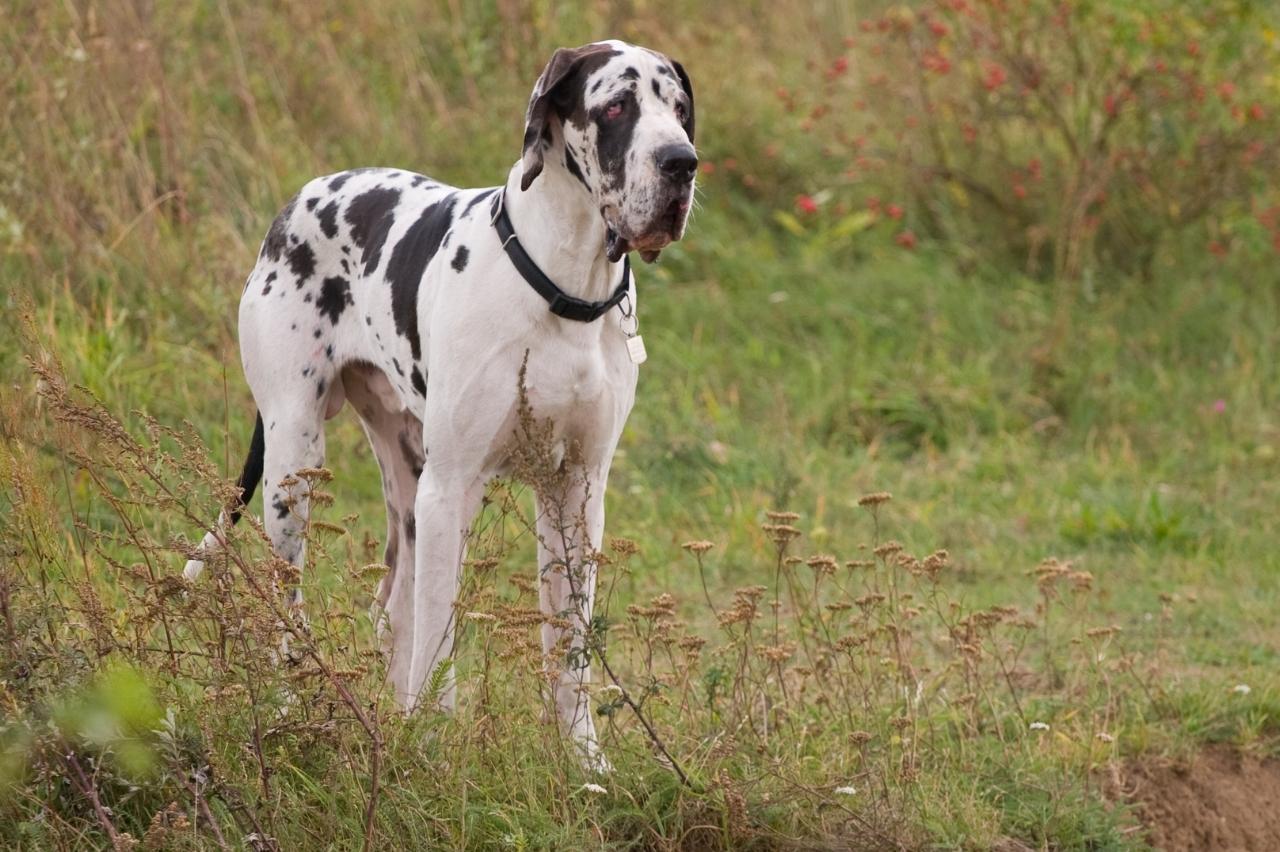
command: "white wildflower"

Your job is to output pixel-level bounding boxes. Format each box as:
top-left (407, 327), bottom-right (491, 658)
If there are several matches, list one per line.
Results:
top-left (579, 783), bottom-right (607, 795)
top-left (1232, 683), bottom-right (1252, 695)
top-left (833, 786), bottom-right (857, 796)
top-left (1029, 721), bottom-right (1050, 731)
top-left (1096, 732), bottom-right (1114, 743)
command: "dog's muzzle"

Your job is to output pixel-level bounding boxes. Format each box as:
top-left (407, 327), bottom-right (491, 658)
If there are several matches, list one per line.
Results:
top-left (605, 144), bottom-right (697, 263)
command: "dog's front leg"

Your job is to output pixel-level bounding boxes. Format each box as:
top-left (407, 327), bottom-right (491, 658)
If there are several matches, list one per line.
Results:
top-left (400, 472), bottom-right (485, 711)
top-left (535, 465), bottom-right (609, 769)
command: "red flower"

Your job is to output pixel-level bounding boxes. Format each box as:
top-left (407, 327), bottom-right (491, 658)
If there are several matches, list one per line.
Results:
top-left (1013, 183), bottom-right (1028, 199)
top-left (1208, 240), bottom-right (1228, 257)
top-left (982, 62), bottom-right (1007, 91)
top-left (831, 56), bottom-right (850, 75)
top-left (1250, 103), bottom-right (1266, 121)
top-left (699, 161), bottom-right (716, 175)
top-left (929, 20), bottom-right (949, 38)
top-left (895, 230), bottom-right (918, 249)
top-left (795, 194), bottom-right (819, 215)
top-left (1218, 81), bottom-right (1236, 102)
top-left (922, 51), bottom-right (952, 75)
top-left (887, 203), bottom-right (904, 220)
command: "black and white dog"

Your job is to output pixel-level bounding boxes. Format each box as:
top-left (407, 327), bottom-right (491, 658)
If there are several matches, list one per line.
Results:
top-left (184, 40), bottom-right (696, 761)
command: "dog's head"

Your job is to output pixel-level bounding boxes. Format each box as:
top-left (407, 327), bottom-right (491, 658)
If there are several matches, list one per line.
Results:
top-left (520, 40), bottom-right (696, 263)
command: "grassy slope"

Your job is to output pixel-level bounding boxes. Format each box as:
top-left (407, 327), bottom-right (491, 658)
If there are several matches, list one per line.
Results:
top-left (3, 0), bottom-right (1280, 848)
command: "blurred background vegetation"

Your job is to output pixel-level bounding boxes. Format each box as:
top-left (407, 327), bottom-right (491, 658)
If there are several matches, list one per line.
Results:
top-left (4, 0), bottom-right (1280, 848)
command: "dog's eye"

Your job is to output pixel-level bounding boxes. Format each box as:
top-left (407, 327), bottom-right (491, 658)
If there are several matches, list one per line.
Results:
top-left (604, 99), bottom-right (626, 120)
top-left (675, 102), bottom-right (688, 124)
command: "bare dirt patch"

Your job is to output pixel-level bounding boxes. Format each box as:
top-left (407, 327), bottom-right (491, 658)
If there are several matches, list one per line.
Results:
top-left (1111, 746), bottom-right (1280, 851)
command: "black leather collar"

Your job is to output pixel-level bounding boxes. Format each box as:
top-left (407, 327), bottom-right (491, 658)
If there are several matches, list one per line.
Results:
top-left (493, 191), bottom-right (631, 323)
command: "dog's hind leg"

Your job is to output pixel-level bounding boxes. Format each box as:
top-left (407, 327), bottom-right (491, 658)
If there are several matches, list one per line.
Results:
top-left (341, 363), bottom-right (424, 699)
top-left (257, 383), bottom-right (340, 613)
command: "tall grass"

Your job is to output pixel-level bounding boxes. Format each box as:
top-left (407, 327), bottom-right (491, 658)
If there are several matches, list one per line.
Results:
top-left (3, 339), bottom-right (1179, 848)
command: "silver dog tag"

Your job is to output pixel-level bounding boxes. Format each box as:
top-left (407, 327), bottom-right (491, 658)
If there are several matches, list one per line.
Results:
top-left (626, 334), bottom-right (647, 365)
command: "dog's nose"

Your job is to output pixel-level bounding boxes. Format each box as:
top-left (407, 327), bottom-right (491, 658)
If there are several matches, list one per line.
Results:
top-left (656, 144), bottom-right (698, 183)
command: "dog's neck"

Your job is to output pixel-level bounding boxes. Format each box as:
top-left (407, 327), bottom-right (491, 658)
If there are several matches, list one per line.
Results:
top-left (504, 158), bottom-right (621, 305)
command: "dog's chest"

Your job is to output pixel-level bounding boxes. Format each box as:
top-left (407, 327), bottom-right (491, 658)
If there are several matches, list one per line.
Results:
top-left (531, 344), bottom-right (611, 411)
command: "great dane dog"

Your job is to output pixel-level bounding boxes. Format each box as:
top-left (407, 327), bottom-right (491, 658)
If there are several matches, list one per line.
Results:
top-left (183, 40), bottom-right (696, 762)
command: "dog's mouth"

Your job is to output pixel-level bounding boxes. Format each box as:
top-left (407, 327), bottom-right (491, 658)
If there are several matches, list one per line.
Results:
top-left (604, 197), bottom-right (692, 264)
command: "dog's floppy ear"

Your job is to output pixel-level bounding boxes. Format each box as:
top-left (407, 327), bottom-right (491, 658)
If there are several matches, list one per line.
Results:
top-left (521, 43), bottom-right (617, 191)
top-left (672, 59), bottom-right (695, 143)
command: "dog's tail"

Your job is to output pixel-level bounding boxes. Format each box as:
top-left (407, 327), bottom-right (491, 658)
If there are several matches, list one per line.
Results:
top-left (183, 412), bottom-right (266, 580)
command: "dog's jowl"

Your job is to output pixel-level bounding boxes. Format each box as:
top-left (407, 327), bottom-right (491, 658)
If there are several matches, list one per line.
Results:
top-left (184, 40), bottom-right (696, 766)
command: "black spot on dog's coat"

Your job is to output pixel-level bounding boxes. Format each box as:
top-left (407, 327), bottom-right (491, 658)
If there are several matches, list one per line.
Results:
top-left (404, 514), bottom-right (416, 541)
top-left (316, 378), bottom-right (326, 399)
top-left (263, 196), bottom-right (297, 262)
top-left (621, 66), bottom-right (639, 80)
top-left (272, 495), bottom-right (290, 520)
top-left (305, 197), bottom-right (319, 211)
top-left (317, 200), bottom-right (340, 239)
top-left (593, 90), bottom-right (639, 189)
top-left (451, 245), bottom-right (469, 272)
top-left (398, 429), bottom-right (424, 479)
top-left (462, 188), bottom-right (497, 218)
top-left (288, 240), bottom-right (316, 285)
top-left (316, 276), bottom-right (353, 325)
top-left (651, 79), bottom-right (662, 98)
top-left (564, 148), bottom-right (589, 189)
top-left (328, 167), bottom-right (376, 193)
top-left (391, 357), bottom-right (404, 376)
top-left (345, 186), bottom-right (401, 249)
top-left (410, 366), bottom-right (426, 397)
top-left (387, 195), bottom-right (456, 361)
top-left (262, 270), bottom-right (277, 296)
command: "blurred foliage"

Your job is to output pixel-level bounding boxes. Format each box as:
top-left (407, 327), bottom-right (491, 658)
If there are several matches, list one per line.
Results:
top-left (772, 0), bottom-right (1280, 281)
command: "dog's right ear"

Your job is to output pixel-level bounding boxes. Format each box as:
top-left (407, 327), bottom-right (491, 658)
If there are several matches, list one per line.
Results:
top-left (521, 43), bottom-right (617, 191)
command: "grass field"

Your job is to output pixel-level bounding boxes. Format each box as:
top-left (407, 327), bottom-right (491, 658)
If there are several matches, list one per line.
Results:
top-left (4, 1), bottom-right (1280, 849)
